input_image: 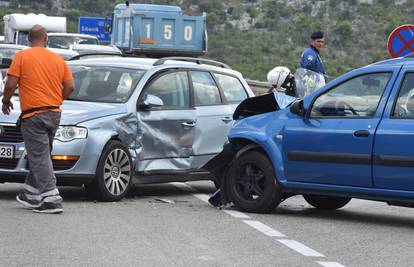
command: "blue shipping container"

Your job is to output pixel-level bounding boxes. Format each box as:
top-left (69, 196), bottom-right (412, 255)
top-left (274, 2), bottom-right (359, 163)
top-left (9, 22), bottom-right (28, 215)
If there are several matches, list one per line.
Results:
top-left (112, 4), bottom-right (207, 56)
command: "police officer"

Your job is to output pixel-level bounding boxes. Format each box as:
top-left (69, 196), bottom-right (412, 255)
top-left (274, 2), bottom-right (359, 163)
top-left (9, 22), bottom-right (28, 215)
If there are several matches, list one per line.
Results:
top-left (300, 31), bottom-right (328, 82)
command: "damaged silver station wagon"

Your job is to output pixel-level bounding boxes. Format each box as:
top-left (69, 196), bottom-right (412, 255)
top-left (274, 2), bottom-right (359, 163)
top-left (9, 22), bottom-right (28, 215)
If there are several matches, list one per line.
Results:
top-left (0, 56), bottom-right (254, 201)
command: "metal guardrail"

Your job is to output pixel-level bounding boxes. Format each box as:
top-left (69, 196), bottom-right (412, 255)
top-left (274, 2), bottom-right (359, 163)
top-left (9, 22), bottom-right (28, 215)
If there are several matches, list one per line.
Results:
top-left (245, 79), bottom-right (271, 96)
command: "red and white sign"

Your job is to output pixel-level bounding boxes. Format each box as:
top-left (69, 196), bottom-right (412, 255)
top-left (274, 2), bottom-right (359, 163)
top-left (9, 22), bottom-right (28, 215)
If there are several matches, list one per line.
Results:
top-left (387, 24), bottom-right (414, 58)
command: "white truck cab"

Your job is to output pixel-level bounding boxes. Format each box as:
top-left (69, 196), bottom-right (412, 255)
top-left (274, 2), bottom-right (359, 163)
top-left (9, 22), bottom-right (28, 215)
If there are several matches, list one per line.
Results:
top-left (3, 13), bottom-right (66, 45)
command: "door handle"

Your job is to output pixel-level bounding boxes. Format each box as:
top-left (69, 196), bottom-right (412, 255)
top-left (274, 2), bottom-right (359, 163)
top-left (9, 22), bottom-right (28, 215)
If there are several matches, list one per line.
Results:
top-left (353, 130), bottom-right (370, 137)
top-left (222, 116), bottom-right (233, 123)
top-left (181, 121), bottom-right (196, 128)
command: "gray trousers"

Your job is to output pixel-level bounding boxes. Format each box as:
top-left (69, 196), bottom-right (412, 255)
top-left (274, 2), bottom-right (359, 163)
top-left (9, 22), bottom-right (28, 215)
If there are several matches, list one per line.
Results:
top-left (21, 112), bottom-right (61, 195)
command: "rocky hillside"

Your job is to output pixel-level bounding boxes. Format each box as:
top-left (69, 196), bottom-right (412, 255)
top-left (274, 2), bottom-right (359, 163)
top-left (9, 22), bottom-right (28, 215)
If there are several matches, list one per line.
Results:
top-left (1, 0), bottom-right (414, 80)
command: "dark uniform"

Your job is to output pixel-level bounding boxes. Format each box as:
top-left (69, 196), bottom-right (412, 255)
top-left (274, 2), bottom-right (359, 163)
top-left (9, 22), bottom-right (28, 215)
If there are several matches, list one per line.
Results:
top-left (300, 45), bottom-right (328, 82)
top-left (300, 31), bottom-right (328, 82)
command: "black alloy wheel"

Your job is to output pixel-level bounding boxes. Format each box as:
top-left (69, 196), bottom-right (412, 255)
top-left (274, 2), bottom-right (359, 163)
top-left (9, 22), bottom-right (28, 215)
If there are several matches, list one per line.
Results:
top-left (228, 150), bottom-right (281, 213)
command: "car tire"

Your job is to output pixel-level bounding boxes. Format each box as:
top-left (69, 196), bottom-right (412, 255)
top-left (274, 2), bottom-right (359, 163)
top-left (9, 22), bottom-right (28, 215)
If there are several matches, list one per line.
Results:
top-left (227, 150), bottom-right (282, 213)
top-left (86, 140), bottom-right (133, 201)
top-left (303, 195), bottom-right (351, 210)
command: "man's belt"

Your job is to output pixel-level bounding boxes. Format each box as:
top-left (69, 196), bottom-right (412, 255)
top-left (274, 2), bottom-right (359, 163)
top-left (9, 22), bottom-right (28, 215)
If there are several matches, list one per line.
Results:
top-left (16, 106), bottom-right (60, 129)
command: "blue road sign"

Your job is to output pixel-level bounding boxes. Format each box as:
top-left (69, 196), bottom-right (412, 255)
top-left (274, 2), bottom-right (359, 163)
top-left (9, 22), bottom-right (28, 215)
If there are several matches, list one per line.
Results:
top-left (78, 17), bottom-right (112, 43)
top-left (388, 25), bottom-right (414, 58)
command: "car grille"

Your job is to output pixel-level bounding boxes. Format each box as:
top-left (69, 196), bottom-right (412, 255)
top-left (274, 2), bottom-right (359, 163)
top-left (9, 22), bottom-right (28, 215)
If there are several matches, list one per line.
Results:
top-left (0, 158), bottom-right (19, 169)
top-left (26, 159), bottom-right (78, 171)
top-left (0, 125), bottom-right (23, 143)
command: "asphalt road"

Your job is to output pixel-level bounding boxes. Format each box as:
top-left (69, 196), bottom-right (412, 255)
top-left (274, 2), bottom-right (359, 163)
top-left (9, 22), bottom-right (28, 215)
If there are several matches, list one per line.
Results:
top-left (1, 181), bottom-right (414, 267)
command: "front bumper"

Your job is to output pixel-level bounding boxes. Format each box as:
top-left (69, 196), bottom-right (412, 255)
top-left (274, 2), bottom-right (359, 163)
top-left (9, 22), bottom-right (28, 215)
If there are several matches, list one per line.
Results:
top-left (0, 172), bottom-right (95, 186)
top-left (0, 138), bottom-right (99, 185)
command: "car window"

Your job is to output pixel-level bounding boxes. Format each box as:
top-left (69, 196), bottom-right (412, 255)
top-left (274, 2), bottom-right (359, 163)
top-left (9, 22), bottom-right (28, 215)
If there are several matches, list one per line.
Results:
top-left (393, 73), bottom-right (414, 118)
top-left (191, 71), bottom-right (221, 106)
top-left (145, 71), bottom-right (189, 109)
top-left (69, 65), bottom-right (145, 103)
top-left (213, 73), bottom-right (248, 102)
top-left (78, 38), bottom-right (98, 45)
top-left (17, 32), bottom-right (29, 46)
top-left (311, 72), bottom-right (392, 118)
top-left (49, 36), bottom-right (98, 49)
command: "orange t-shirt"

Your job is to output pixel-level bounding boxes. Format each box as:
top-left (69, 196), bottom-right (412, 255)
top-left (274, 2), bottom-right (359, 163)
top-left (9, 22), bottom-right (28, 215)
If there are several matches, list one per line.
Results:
top-left (7, 47), bottom-right (73, 118)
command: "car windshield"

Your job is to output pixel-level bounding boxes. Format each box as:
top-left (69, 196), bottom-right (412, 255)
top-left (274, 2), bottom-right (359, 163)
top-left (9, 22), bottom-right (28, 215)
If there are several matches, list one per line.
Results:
top-left (68, 65), bottom-right (146, 103)
top-left (49, 36), bottom-right (98, 49)
top-left (17, 32), bottom-right (29, 46)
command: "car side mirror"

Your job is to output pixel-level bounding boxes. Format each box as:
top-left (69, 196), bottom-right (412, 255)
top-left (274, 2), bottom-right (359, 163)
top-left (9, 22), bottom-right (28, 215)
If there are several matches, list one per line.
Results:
top-left (290, 100), bottom-right (305, 117)
top-left (139, 94), bottom-right (164, 111)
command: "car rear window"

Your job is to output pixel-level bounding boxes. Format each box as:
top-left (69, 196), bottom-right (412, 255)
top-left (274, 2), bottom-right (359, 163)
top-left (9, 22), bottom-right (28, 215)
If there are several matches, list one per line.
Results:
top-left (49, 36), bottom-right (99, 49)
top-left (69, 65), bottom-right (145, 103)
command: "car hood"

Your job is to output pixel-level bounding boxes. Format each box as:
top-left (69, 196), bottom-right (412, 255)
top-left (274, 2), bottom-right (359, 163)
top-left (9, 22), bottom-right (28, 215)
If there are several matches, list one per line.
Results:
top-left (0, 98), bottom-right (127, 125)
top-left (230, 108), bottom-right (291, 137)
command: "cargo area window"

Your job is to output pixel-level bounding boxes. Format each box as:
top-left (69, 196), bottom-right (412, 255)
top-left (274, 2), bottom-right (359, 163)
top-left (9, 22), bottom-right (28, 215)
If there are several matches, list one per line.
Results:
top-left (191, 71), bottom-right (221, 106)
top-left (213, 73), bottom-right (248, 103)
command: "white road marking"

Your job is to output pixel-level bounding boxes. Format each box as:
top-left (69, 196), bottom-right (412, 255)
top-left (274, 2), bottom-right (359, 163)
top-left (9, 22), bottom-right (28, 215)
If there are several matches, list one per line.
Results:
top-left (317, 261), bottom-right (346, 267)
top-left (222, 209), bottom-right (251, 219)
top-left (192, 193), bottom-right (210, 203)
top-left (243, 220), bottom-right (286, 237)
top-left (197, 255), bottom-right (215, 261)
top-left (173, 183), bottom-right (344, 265)
top-left (277, 239), bottom-right (325, 257)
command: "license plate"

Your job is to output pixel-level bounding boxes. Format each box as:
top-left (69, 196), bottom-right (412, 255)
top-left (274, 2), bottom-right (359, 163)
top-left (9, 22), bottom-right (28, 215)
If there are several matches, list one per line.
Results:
top-left (0, 144), bottom-right (14, 159)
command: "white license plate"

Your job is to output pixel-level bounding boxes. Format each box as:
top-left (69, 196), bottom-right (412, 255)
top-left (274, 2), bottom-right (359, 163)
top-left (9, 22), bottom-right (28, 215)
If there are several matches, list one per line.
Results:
top-left (0, 144), bottom-right (14, 159)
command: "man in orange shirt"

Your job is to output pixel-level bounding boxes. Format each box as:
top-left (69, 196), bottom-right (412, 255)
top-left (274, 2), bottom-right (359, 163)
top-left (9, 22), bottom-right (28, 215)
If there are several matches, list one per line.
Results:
top-left (1, 25), bottom-right (75, 214)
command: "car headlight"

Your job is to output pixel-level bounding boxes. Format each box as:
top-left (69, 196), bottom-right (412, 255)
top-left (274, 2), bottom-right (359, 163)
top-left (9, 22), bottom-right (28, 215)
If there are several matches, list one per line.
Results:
top-left (55, 126), bottom-right (88, 142)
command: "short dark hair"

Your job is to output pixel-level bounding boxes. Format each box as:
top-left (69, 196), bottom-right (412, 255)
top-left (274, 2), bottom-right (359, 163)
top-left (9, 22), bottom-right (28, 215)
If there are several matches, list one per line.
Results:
top-left (310, 31), bottom-right (324, 40)
top-left (28, 24), bottom-right (47, 42)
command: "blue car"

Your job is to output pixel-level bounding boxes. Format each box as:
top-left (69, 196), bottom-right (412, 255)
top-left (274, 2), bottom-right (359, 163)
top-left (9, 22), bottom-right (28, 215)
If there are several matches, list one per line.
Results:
top-left (208, 55), bottom-right (414, 213)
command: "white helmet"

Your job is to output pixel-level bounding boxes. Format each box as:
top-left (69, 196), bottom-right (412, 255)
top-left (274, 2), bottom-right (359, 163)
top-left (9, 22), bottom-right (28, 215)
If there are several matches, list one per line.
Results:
top-left (267, 66), bottom-right (292, 89)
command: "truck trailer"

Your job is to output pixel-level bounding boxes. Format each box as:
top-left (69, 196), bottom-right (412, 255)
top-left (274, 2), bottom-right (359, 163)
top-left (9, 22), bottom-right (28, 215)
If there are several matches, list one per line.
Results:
top-left (111, 3), bottom-right (207, 56)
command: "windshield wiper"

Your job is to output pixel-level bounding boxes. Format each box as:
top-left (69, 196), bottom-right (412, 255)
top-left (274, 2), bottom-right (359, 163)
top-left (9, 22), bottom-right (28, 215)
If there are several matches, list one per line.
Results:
top-left (66, 98), bottom-right (90, 102)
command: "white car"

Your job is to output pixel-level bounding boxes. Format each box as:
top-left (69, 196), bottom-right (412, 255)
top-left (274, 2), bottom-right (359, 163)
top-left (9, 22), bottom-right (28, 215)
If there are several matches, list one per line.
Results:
top-left (0, 43), bottom-right (26, 77)
top-left (47, 47), bottom-right (79, 60)
top-left (71, 44), bottom-right (122, 55)
top-left (48, 33), bottom-right (99, 49)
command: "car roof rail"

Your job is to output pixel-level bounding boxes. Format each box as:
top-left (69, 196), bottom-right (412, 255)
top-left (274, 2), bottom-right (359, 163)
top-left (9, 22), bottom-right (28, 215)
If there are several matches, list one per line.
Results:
top-left (153, 57), bottom-right (231, 69)
top-left (68, 52), bottom-right (125, 61)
